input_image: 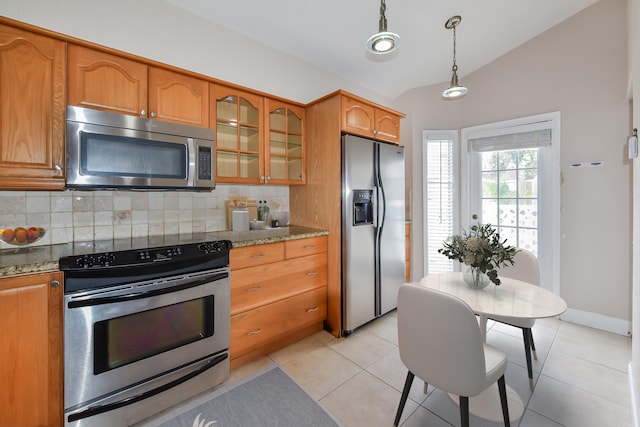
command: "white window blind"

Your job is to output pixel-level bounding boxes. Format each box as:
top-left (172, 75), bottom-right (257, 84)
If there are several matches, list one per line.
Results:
top-left (469, 129), bottom-right (552, 153)
top-left (423, 132), bottom-right (457, 274)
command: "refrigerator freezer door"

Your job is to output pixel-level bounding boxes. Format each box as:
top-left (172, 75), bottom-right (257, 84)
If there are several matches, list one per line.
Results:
top-left (378, 143), bottom-right (406, 315)
top-left (342, 135), bottom-right (376, 332)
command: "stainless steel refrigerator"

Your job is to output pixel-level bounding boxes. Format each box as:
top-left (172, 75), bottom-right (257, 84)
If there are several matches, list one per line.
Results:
top-left (342, 134), bottom-right (405, 334)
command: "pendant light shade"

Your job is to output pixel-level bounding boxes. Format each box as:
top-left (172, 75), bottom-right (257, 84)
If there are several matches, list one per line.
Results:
top-left (366, 0), bottom-right (400, 55)
top-left (442, 15), bottom-right (468, 100)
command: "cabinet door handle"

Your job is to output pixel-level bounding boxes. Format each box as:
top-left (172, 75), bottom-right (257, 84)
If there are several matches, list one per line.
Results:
top-left (140, 110), bottom-right (146, 116)
top-left (306, 306), bottom-right (319, 313)
top-left (306, 271), bottom-right (319, 276)
top-left (250, 254), bottom-right (267, 259)
top-left (54, 164), bottom-right (62, 171)
top-left (51, 280), bottom-right (60, 288)
top-left (247, 286), bottom-right (263, 292)
top-left (304, 245), bottom-right (316, 249)
top-left (150, 111), bottom-right (157, 118)
top-left (246, 328), bottom-right (263, 336)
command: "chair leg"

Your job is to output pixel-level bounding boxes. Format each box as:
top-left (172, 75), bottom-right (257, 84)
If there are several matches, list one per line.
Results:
top-left (497, 375), bottom-right (511, 427)
top-left (459, 396), bottom-right (470, 427)
top-left (530, 330), bottom-right (538, 360)
top-left (522, 328), bottom-right (534, 391)
top-left (393, 371), bottom-right (414, 427)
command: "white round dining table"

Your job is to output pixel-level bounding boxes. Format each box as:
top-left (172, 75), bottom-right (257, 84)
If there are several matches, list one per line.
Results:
top-left (418, 272), bottom-right (567, 422)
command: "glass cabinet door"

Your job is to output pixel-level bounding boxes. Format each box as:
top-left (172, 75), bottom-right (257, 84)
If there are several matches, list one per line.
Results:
top-left (211, 85), bottom-right (263, 183)
top-left (266, 100), bottom-right (304, 184)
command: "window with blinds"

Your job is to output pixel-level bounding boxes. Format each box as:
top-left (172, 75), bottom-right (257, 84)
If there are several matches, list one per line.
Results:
top-left (423, 132), bottom-right (458, 274)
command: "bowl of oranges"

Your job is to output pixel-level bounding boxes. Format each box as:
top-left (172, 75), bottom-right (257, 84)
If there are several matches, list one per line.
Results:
top-left (1, 227), bottom-right (45, 246)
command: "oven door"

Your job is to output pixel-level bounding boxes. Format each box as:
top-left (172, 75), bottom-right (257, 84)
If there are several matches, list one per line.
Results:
top-left (63, 268), bottom-right (230, 416)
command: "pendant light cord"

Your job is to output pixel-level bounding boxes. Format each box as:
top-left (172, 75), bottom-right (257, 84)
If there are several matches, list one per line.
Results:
top-left (379, 0), bottom-right (388, 32)
top-left (452, 23), bottom-right (458, 72)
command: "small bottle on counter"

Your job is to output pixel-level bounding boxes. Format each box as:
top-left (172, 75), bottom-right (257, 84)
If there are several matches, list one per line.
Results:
top-left (262, 201), bottom-right (270, 225)
top-left (257, 201), bottom-right (263, 220)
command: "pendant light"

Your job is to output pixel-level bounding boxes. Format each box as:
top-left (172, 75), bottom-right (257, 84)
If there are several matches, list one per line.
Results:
top-left (442, 15), bottom-right (468, 100)
top-left (366, 0), bottom-right (400, 55)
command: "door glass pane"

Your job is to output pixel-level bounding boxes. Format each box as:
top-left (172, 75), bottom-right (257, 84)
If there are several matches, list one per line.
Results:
top-left (216, 123), bottom-right (238, 150)
top-left (239, 153), bottom-right (260, 178)
top-left (216, 96), bottom-right (237, 122)
top-left (269, 156), bottom-right (286, 179)
top-left (288, 158), bottom-right (302, 181)
top-left (288, 134), bottom-right (302, 156)
top-left (480, 148), bottom-right (539, 254)
top-left (239, 127), bottom-right (260, 152)
top-left (288, 110), bottom-right (302, 133)
top-left (269, 108), bottom-right (286, 131)
top-left (216, 151), bottom-right (237, 177)
top-left (240, 98), bottom-right (259, 125)
top-left (269, 131), bottom-right (286, 155)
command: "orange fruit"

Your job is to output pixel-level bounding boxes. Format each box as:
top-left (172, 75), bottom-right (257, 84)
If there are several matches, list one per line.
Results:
top-left (1, 228), bottom-right (14, 243)
top-left (14, 228), bottom-right (27, 244)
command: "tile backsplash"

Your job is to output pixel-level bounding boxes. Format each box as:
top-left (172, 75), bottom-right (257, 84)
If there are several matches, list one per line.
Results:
top-left (0, 184), bottom-right (289, 246)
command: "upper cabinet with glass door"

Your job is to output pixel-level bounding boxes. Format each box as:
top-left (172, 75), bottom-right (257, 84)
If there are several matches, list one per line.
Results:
top-left (211, 84), bottom-right (264, 184)
top-left (265, 99), bottom-right (305, 185)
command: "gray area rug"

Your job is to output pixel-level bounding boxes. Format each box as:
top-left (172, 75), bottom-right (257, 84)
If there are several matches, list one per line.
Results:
top-left (144, 365), bottom-right (341, 427)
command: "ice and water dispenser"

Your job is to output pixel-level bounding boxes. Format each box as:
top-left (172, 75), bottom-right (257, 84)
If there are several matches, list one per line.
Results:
top-left (352, 189), bottom-right (374, 226)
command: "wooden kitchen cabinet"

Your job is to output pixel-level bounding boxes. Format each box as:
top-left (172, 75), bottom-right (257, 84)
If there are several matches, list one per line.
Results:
top-left (229, 236), bottom-right (328, 368)
top-left (265, 99), bottom-right (305, 185)
top-left (211, 84), bottom-right (264, 184)
top-left (0, 271), bottom-right (63, 427)
top-left (68, 45), bottom-right (209, 127)
top-left (211, 84), bottom-right (306, 185)
top-left (291, 91), bottom-right (404, 337)
top-left (0, 24), bottom-right (65, 190)
top-left (341, 93), bottom-right (402, 144)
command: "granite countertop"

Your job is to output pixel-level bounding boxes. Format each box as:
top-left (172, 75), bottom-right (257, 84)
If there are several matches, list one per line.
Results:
top-left (0, 225), bottom-right (328, 277)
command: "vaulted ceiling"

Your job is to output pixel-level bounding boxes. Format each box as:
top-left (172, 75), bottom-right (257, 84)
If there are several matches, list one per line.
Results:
top-left (167, 0), bottom-right (600, 99)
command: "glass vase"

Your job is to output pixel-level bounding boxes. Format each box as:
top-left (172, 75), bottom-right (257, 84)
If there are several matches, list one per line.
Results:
top-left (463, 267), bottom-right (490, 289)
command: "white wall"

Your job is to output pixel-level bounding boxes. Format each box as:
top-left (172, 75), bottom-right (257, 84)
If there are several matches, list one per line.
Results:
top-left (396, 0), bottom-right (631, 334)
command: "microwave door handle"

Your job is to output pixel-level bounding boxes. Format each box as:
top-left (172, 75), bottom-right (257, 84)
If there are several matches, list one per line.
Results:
top-left (187, 138), bottom-right (196, 187)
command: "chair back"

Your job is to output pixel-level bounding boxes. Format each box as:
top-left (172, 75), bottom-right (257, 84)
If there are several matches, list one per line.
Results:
top-left (496, 248), bottom-right (539, 286)
top-left (397, 284), bottom-right (488, 397)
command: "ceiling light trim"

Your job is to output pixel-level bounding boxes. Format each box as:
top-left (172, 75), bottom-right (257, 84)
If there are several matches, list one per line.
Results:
top-left (366, 0), bottom-right (400, 55)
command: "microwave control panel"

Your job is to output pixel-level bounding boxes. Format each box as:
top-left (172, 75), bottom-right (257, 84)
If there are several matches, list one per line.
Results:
top-left (198, 146), bottom-right (213, 180)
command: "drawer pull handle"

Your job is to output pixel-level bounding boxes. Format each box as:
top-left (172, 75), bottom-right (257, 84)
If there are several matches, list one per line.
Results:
top-left (306, 306), bottom-right (319, 313)
top-left (246, 328), bottom-right (263, 336)
top-left (304, 245), bottom-right (316, 249)
top-left (250, 254), bottom-right (267, 259)
top-left (247, 286), bottom-right (263, 292)
top-left (307, 271), bottom-right (319, 276)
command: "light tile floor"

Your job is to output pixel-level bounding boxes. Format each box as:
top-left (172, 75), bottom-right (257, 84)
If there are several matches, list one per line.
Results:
top-left (229, 312), bottom-right (632, 427)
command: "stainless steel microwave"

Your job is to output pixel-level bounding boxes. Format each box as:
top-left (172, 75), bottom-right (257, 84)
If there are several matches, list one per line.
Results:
top-left (66, 106), bottom-right (215, 191)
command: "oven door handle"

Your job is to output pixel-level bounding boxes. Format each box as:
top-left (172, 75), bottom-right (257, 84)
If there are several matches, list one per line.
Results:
top-left (67, 352), bottom-right (228, 423)
top-left (67, 271), bottom-right (229, 308)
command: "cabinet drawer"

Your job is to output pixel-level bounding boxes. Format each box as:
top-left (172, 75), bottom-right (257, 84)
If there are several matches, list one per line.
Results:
top-left (230, 287), bottom-right (327, 357)
top-left (230, 242), bottom-right (285, 270)
top-left (285, 236), bottom-right (327, 259)
top-left (231, 253), bottom-right (327, 314)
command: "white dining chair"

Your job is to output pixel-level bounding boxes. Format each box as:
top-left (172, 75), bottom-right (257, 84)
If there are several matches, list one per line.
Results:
top-left (394, 283), bottom-right (510, 427)
top-left (490, 248), bottom-right (540, 391)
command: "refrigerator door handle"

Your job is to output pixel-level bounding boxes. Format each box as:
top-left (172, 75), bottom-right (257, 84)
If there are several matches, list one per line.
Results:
top-left (372, 186), bottom-right (378, 228)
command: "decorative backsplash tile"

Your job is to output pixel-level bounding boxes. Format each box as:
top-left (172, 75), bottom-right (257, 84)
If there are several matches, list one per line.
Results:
top-left (0, 185), bottom-right (289, 246)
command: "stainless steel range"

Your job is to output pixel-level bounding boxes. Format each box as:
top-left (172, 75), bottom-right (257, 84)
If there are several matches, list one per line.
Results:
top-left (59, 239), bottom-right (232, 427)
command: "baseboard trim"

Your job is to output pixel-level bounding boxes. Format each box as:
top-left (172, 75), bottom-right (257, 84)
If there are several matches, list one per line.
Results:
top-left (560, 308), bottom-right (631, 336)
